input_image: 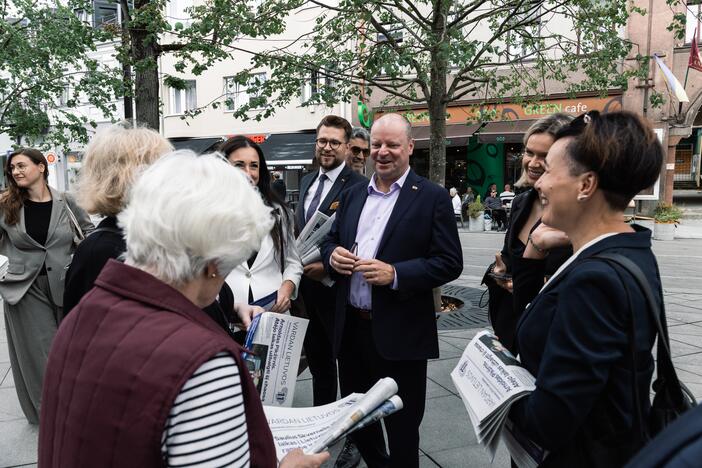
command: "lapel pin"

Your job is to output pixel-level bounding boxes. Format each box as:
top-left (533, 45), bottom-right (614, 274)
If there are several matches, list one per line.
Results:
top-left (412, 185), bottom-right (418, 190)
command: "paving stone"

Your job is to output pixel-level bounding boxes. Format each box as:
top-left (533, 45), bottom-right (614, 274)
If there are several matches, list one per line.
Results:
top-left (0, 418), bottom-right (37, 468)
top-left (427, 356), bottom-right (461, 394)
top-left (426, 377), bottom-right (454, 400)
top-left (427, 442), bottom-right (510, 468)
top-left (0, 388), bottom-right (23, 422)
top-left (419, 394), bottom-right (475, 453)
top-left (0, 341), bottom-right (9, 365)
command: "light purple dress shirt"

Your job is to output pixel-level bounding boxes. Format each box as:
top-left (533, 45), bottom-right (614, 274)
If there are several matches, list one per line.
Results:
top-left (349, 167), bottom-right (410, 309)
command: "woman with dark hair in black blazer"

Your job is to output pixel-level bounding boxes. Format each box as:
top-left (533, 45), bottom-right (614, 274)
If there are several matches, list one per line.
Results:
top-left (508, 111), bottom-right (665, 466)
top-left (220, 136), bottom-right (302, 314)
top-left (486, 113), bottom-right (573, 353)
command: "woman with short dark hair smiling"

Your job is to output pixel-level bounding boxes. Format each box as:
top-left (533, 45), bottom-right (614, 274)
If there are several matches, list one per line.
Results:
top-left (509, 111), bottom-right (665, 466)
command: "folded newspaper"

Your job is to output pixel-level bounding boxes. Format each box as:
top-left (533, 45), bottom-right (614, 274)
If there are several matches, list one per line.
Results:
top-left (451, 330), bottom-right (546, 467)
top-left (264, 377), bottom-right (403, 460)
top-left (0, 254), bottom-right (8, 279)
top-left (243, 312), bottom-right (308, 407)
top-left (296, 211), bottom-right (335, 286)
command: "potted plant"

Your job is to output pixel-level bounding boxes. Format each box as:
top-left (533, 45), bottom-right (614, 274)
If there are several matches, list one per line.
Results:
top-left (653, 203), bottom-right (682, 241)
top-left (467, 195), bottom-right (485, 232)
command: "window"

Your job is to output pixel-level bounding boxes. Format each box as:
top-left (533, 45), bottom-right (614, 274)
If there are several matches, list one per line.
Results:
top-left (170, 80), bottom-right (197, 114)
top-left (168, 0), bottom-right (193, 27)
top-left (93, 0), bottom-right (118, 28)
top-left (687, 1), bottom-right (702, 43)
top-left (300, 70), bottom-right (335, 103)
top-left (376, 24), bottom-right (404, 43)
top-left (223, 73), bottom-right (267, 111)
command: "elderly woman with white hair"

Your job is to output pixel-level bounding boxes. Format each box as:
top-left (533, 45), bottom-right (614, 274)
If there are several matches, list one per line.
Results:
top-left (38, 152), bottom-right (328, 468)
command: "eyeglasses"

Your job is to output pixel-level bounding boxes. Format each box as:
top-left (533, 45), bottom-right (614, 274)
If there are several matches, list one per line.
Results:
top-left (316, 138), bottom-right (344, 150)
top-left (350, 146), bottom-right (370, 157)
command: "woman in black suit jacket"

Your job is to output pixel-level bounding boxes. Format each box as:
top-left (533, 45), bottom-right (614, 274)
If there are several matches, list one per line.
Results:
top-left (508, 111), bottom-right (665, 466)
top-left (486, 114), bottom-right (573, 353)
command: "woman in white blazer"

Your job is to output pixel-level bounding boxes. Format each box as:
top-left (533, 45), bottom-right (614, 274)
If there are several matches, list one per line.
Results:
top-left (221, 136), bottom-right (302, 313)
top-left (0, 148), bottom-right (93, 423)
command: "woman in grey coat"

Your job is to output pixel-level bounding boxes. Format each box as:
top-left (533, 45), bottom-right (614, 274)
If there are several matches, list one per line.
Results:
top-left (0, 148), bottom-right (93, 423)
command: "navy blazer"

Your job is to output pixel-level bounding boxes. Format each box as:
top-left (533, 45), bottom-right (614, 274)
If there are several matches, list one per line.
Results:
top-left (509, 227), bottom-right (661, 465)
top-left (625, 403), bottom-right (702, 468)
top-left (320, 170), bottom-right (463, 360)
top-left (294, 164), bottom-right (367, 233)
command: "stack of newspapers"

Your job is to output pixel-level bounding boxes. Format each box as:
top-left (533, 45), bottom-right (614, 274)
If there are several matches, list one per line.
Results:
top-left (264, 377), bottom-right (403, 460)
top-left (243, 312), bottom-right (309, 407)
top-left (451, 330), bottom-right (546, 467)
top-left (296, 212), bottom-right (336, 286)
top-left (0, 255), bottom-right (8, 279)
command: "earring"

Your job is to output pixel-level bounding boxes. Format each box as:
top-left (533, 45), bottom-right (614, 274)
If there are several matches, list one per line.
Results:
top-left (577, 195), bottom-right (587, 202)
top-left (210, 273), bottom-right (217, 278)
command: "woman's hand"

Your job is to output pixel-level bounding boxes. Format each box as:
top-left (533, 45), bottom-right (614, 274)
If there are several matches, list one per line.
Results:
top-left (271, 280), bottom-right (295, 313)
top-left (524, 223), bottom-right (570, 259)
top-left (279, 448), bottom-right (330, 468)
top-left (493, 253), bottom-right (513, 293)
top-left (233, 303), bottom-right (265, 329)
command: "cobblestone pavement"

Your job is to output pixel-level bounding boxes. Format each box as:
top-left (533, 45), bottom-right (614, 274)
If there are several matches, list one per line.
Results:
top-left (2, 229), bottom-right (701, 468)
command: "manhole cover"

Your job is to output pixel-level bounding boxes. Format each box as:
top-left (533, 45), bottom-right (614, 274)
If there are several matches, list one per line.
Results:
top-left (437, 285), bottom-right (490, 330)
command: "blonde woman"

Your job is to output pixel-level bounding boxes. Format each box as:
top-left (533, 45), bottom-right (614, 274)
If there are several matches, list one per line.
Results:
top-left (0, 148), bottom-right (93, 423)
top-left (63, 124), bottom-right (173, 312)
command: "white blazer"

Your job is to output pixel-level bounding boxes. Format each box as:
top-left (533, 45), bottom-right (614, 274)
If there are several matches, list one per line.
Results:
top-left (225, 206), bottom-right (302, 307)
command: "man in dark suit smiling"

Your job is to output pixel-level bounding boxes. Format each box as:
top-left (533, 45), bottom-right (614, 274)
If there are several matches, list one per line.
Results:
top-left (322, 113), bottom-right (463, 467)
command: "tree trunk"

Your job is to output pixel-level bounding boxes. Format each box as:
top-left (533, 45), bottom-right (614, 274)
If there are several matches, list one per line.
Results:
top-left (427, 2), bottom-right (449, 187)
top-left (428, 94), bottom-right (447, 187)
top-left (130, 0), bottom-right (160, 130)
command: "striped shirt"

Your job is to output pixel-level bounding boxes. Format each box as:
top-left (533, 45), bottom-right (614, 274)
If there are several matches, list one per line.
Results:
top-left (162, 352), bottom-right (250, 467)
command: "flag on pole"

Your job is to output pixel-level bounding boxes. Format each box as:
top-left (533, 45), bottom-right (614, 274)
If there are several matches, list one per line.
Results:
top-left (689, 28), bottom-right (702, 72)
top-left (654, 54), bottom-right (690, 102)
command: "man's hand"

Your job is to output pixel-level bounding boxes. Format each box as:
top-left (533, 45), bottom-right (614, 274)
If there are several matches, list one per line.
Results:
top-left (279, 449), bottom-right (330, 468)
top-left (353, 259), bottom-right (395, 286)
top-left (233, 303), bottom-right (265, 329)
top-left (330, 246), bottom-right (359, 276)
top-left (303, 261), bottom-right (327, 282)
top-left (271, 280), bottom-right (295, 313)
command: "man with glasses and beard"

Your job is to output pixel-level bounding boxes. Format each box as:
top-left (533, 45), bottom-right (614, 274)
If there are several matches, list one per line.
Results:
top-left (295, 115), bottom-right (366, 399)
top-left (346, 127), bottom-right (370, 175)
top-left (295, 116), bottom-right (366, 468)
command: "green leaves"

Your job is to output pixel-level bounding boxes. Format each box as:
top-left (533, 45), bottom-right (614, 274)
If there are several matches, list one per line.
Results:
top-left (0, 0), bottom-right (123, 149)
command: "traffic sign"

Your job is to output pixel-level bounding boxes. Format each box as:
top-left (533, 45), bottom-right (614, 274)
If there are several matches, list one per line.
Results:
top-left (46, 152), bottom-right (56, 164)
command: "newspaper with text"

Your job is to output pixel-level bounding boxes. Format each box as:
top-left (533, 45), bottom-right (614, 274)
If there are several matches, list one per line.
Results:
top-left (451, 330), bottom-right (546, 467)
top-left (243, 312), bottom-right (308, 407)
top-left (264, 377), bottom-right (402, 460)
top-left (296, 211), bottom-right (335, 286)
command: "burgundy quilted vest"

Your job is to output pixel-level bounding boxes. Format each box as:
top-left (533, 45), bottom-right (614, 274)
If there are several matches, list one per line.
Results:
top-left (39, 260), bottom-right (277, 467)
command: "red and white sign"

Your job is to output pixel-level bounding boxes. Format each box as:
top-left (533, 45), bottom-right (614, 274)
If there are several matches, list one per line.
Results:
top-left (46, 152), bottom-right (57, 164)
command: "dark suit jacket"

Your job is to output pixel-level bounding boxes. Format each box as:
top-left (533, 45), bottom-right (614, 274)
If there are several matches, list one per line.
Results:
top-left (509, 227), bottom-right (661, 466)
top-left (294, 164), bottom-right (367, 233)
top-left (624, 403), bottom-right (702, 468)
top-left (321, 169), bottom-right (463, 361)
top-left (294, 164), bottom-right (366, 335)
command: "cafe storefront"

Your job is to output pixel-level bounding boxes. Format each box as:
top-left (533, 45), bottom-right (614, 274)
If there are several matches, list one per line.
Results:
top-left (379, 92), bottom-right (623, 196)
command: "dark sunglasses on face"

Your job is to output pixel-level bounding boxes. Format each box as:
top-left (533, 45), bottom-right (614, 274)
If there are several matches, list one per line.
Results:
top-left (350, 146), bottom-right (370, 157)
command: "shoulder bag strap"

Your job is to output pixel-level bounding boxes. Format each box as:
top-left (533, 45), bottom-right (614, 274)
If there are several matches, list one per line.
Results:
top-left (594, 253), bottom-right (696, 405)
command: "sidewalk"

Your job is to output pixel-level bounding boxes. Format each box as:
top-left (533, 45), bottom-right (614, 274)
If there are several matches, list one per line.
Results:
top-left (2, 231), bottom-right (702, 468)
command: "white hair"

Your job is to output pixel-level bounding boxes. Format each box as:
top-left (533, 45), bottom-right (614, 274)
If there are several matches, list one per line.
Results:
top-left (119, 150), bottom-right (274, 285)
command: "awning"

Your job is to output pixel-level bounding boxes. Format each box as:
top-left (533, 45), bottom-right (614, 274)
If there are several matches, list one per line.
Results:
top-left (476, 120), bottom-right (537, 143)
top-left (259, 131), bottom-right (316, 167)
top-left (412, 123), bottom-right (482, 149)
top-left (169, 137), bottom-right (224, 154)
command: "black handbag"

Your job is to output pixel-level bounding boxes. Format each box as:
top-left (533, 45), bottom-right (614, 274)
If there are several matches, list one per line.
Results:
top-left (594, 253), bottom-right (697, 441)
